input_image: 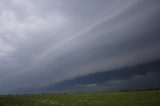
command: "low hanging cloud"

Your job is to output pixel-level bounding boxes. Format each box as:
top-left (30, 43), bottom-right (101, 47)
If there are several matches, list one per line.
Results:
top-left (0, 0), bottom-right (160, 94)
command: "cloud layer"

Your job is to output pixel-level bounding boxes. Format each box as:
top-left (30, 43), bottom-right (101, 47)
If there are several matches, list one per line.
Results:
top-left (0, 0), bottom-right (160, 94)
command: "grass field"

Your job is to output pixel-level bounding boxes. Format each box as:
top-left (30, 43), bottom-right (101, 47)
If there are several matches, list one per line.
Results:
top-left (0, 90), bottom-right (160, 106)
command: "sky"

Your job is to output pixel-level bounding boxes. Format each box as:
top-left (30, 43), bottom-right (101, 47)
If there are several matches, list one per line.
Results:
top-left (0, 0), bottom-right (160, 94)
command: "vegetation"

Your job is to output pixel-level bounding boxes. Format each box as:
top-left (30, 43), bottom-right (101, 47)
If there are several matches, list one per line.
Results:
top-left (0, 90), bottom-right (160, 106)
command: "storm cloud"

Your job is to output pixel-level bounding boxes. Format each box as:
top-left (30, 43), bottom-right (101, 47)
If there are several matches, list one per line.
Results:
top-left (0, 0), bottom-right (160, 94)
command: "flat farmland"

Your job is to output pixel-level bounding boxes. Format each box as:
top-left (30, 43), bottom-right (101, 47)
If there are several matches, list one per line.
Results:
top-left (0, 90), bottom-right (160, 106)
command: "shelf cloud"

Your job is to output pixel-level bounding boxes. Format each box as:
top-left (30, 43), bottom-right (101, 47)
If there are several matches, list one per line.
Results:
top-left (0, 0), bottom-right (160, 94)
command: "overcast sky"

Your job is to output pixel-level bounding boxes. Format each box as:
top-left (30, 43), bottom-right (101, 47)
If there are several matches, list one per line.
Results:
top-left (0, 0), bottom-right (160, 94)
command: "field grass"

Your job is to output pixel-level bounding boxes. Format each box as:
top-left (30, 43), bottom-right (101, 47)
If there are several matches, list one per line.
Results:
top-left (0, 90), bottom-right (160, 106)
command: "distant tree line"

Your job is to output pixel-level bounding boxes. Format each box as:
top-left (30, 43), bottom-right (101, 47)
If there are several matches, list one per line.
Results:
top-left (120, 88), bottom-right (160, 92)
top-left (5, 88), bottom-right (160, 96)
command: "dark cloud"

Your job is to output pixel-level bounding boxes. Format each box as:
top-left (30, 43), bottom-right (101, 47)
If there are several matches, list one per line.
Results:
top-left (43, 60), bottom-right (160, 91)
top-left (0, 0), bottom-right (160, 94)
top-left (15, 60), bottom-right (160, 93)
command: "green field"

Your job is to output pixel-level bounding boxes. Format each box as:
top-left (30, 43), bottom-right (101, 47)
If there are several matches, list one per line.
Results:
top-left (0, 90), bottom-right (160, 106)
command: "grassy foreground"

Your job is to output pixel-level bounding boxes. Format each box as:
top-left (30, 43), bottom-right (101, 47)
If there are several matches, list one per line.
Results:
top-left (0, 90), bottom-right (160, 106)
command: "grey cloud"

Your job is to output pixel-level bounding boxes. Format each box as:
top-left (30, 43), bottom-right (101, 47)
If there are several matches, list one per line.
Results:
top-left (0, 0), bottom-right (160, 93)
top-left (80, 72), bottom-right (160, 93)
